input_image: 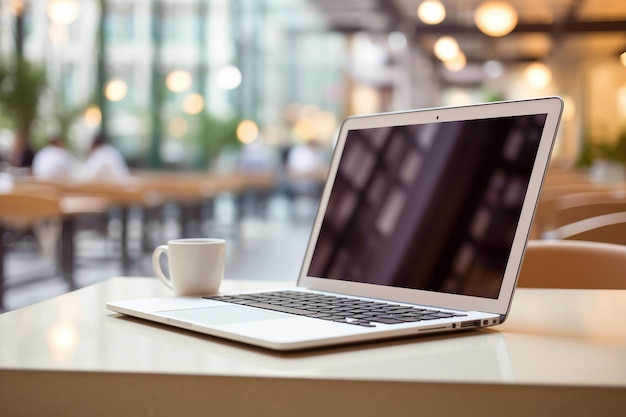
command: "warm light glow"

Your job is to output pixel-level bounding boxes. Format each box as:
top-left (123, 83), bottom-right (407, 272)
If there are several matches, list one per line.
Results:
top-left (618, 85), bottom-right (626, 120)
top-left (351, 85), bottom-right (380, 115)
top-left (474, 1), bottom-right (518, 37)
top-left (48, 23), bottom-right (68, 45)
top-left (236, 120), bottom-right (259, 144)
top-left (169, 117), bottom-right (188, 138)
top-left (417, 0), bottom-right (446, 25)
top-left (166, 70), bottom-right (192, 93)
top-left (433, 36), bottom-right (460, 62)
top-left (47, 0), bottom-right (80, 25)
top-left (10, 0), bottom-right (24, 16)
top-left (104, 79), bottom-right (128, 102)
top-left (48, 323), bottom-right (79, 354)
top-left (562, 95), bottom-right (576, 122)
top-left (524, 62), bottom-right (552, 90)
top-left (215, 65), bottom-right (242, 90)
top-left (284, 103), bottom-right (302, 124)
top-left (447, 90), bottom-right (473, 106)
top-left (84, 106), bottom-right (102, 127)
top-left (313, 110), bottom-right (338, 141)
top-left (443, 51), bottom-right (467, 71)
top-left (293, 118), bottom-right (317, 141)
top-left (620, 52), bottom-right (626, 67)
top-left (182, 93), bottom-right (204, 115)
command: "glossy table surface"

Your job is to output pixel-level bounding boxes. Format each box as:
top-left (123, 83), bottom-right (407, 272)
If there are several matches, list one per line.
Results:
top-left (1, 277), bottom-right (625, 416)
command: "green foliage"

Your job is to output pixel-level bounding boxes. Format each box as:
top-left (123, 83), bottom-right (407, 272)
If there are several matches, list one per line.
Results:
top-left (576, 129), bottom-right (626, 167)
top-left (189, 113), bottom-right (242, 169)
top-left (0, 57), bottom-right (47, 137)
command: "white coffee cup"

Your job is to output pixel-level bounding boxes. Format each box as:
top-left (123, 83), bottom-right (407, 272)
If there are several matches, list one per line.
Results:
top-left (152, 238), bottom-right (226, 296)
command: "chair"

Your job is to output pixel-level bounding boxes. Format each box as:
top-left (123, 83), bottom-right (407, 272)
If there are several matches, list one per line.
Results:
top-left (542, 169), bottom-right (591, 186)
top-left (0, 187), bottom-right (109, 310)
top-left (0, 192), bottom-right (63, 310)
top-left (517, 240), bottom-right (626, 289)
top-left (550, 211), bottom-right (626, 246)
top-left (530, 182), bottom-right (620, 239)
top-left (550, 190), bottom-right (626, 229)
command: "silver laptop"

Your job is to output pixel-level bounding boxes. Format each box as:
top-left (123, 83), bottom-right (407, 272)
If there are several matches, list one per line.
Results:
top-left (107, 96), bottom-right (563, 351)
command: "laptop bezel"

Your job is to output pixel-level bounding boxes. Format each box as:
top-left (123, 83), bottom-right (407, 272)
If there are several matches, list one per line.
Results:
top-left (298, 97), bottom-right (563, 316)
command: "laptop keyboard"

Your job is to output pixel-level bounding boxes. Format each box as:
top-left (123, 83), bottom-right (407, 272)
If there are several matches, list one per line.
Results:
top-left (203, 291), bottom-right (467, 327)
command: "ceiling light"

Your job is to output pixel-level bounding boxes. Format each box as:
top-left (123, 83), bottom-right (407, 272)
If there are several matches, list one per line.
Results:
top-left (444, 51), bottom-right (467, 72)
top-left (433, 36), bottom-right (460, 62)
top-left (47, 0), bottom-right (80, 25)
top-left (524, 62), bottom-right (552, 90)
top-left (474, 1), bottom-right (518, 37)
top-left (417, 0), bottom-right (446, 25)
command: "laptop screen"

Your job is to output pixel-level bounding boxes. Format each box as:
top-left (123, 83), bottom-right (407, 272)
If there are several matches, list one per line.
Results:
top-left (307, 114), bottom-right (548, 299)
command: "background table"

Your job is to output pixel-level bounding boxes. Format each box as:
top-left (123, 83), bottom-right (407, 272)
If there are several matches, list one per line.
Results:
top-left (1, 277), bottom-right (625, 416)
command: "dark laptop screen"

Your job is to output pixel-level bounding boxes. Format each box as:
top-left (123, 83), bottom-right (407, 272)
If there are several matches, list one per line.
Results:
top-left (307, 114), bottom-right (547, 299)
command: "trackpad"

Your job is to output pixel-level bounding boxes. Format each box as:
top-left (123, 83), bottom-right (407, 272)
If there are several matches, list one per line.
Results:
top-left (159, 305), bottom-right (290, 325)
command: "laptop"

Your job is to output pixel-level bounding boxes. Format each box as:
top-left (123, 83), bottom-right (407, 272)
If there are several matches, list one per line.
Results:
top-left (107, 96), bottom-right (563, 351)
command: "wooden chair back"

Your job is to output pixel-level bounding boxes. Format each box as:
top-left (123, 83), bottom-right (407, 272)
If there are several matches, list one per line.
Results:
top-left (553, 211), bottom-right (626, 246)
top-left (0, 193), bottom-right (62, 226)
top-left (551, 190), bottom-right (626, 229)
top-left (517, 240), bottom-right (626, 289)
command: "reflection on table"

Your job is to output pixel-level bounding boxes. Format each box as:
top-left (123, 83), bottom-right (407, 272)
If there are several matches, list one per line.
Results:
top-left (0, 277), bottom-right (624, 416)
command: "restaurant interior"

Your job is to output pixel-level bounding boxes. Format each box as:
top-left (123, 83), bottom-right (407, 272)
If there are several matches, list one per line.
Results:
top-left (1, 0), bottom-right (625, 312)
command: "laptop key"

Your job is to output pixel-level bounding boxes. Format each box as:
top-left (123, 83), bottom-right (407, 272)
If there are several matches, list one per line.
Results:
top-left (248, 302), bottom-right (311, 316)
top-left (370, 317), bottom-right (404, 325)
top-left (207, 292), bottom-right (464, 327)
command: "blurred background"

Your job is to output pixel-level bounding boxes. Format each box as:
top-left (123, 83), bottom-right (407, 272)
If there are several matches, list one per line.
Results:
top-left (0, 0), bottom-right (625, 311)
top-left (1, 0), bottom-right (625, 169)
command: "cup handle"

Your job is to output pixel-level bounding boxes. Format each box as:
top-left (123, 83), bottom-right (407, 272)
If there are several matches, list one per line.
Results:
top-left (152, 245), bottom-right (173, 291)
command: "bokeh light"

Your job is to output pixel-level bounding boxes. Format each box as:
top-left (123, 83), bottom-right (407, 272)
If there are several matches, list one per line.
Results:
top-left (166, 70), bottom-right (192, 93)
top-left (433, 36), bottom-right (460, 62)
top-left (236, 119), bottom-right (259, 144)
top-left (524, 62), bottom-right (552, 90)
top-left (104, 79), bottom-right (128, 102)
top-left (84, 105), bottom-right (102, 127)
top-left (443, 51), bottom-right (467, 72)
top-left (215, 65), bottom-right (242, 90)
top-left (47, 0), bottom-right (80, 25)
top-left (474, 1), bottom-right (518, 37)
top-left (169, 117), bottom-right (188, 138)
top-left (417, 0), bottom-right (446, 25)
top-left (182, 93), bottom-right (205, 115)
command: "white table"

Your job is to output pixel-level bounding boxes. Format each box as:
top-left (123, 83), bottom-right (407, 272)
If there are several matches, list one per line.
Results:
top-left (1, 277), bottom-right (625, 416)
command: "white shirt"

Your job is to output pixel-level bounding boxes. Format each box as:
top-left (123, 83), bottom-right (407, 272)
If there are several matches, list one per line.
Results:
top-left (32, 145), bottom-right (78, 181)
top-left (287, 143), bottom-right (325, 174)
top-left (80, 144), bottom-right (130, 182)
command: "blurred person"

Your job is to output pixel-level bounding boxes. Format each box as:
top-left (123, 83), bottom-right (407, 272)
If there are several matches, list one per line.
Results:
top-left (238, 138), bottom-right (275, 172)
top-left (285, 139), bottom-right (328, 197)
top-left (32, 136), bottom-right (78, 181)
top-left (80, 134), bottom-right (129, 182)
top-left (237, 139), bottom-right (277, 218)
